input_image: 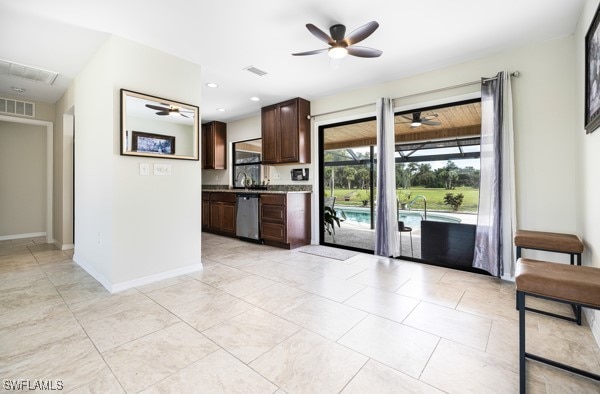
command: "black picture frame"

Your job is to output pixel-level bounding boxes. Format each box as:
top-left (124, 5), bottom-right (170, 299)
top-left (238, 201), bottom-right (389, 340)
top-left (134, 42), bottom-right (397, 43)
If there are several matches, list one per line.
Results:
top-left (585, 3), bottom-right (600, 134)
top-left (131, 131), bottom-right (175, 155)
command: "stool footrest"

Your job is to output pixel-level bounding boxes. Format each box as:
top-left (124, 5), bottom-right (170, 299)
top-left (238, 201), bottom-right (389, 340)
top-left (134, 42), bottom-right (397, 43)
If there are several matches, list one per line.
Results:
top-left (525, 352), bottom-right (600, 381)
top-left (523, 306), bottom-right (579, 324)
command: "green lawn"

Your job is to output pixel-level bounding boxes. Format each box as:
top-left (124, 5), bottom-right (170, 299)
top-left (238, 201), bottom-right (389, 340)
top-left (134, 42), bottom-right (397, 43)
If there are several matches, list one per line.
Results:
top-left (324, 187), bottom-right (479, 213)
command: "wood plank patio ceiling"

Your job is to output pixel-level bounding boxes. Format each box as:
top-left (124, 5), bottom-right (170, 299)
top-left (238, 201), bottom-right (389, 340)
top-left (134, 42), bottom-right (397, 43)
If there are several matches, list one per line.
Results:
top-left (323, 101), bottom-right (481, 150)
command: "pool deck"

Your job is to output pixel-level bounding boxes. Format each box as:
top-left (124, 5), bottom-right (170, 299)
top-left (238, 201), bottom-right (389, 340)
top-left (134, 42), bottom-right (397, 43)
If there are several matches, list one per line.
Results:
top-left (324, 210), bottom-right (478, 258)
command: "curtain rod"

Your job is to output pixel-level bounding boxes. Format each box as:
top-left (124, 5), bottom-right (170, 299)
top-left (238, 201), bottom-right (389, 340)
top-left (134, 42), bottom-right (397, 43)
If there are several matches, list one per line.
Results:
top-left (310, 71), bottom-right (520, 119)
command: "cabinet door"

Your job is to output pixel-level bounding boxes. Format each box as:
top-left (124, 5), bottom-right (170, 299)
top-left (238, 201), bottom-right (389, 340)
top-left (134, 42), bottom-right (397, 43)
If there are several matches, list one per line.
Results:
top-left (261, 105), bottom-right (279, 164)
top-left (202, 200), bottom-right (210, 229)
top-left (202, 123), bottom-right (214, 169)
top-left (213, 121), bottom-right (227, 169)
top-left (278, 99), bottom-right (299, 163)
top-left (210, 202), bottom-right (222, 230)
top-left (221, 203), bottom-right (236, 235)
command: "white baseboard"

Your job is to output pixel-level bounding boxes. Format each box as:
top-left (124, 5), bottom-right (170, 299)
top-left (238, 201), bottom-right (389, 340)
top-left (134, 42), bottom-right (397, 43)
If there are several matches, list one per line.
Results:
top-left (110, 263), bottom-right (203, 293)
top-left (0, 232), bottom-right (46, 241)
top-left (73, 253), bottom-right (113, 292)
top-left (584, 308), bottom-right (600, 348)
top-left (73, 253), bottom-right (203, 294)
top-left (54, 241), bottom-right (74, 250)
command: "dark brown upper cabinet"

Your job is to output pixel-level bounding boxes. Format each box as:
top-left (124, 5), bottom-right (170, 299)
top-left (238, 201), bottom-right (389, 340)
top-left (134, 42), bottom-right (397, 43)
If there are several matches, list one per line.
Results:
top-left (261, 98), bottom-right (310, 164)
top-left (202, 121), bottom-right (227, 169)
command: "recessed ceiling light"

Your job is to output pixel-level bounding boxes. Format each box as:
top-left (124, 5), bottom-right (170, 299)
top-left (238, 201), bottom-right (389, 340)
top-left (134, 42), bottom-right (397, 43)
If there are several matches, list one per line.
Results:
top-left (206, 82), bottom-right (219, 88)
top-left (250, 96), bottom-right (260, 102)
top-left (216, 108), bottom-right (226, 112)
top-left (11, 86), bottom-right (26, 93)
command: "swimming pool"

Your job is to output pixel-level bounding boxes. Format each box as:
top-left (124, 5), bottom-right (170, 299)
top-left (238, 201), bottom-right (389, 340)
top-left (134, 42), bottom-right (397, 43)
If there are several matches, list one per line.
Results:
top-left (338, 206), bottom-right (461, 229)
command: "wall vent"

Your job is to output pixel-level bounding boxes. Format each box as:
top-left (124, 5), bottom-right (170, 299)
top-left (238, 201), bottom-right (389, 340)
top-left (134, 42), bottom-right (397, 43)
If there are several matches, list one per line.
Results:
top-left (0, 97), bottom-right (35, 117)
top-left (243, 65), bottom-right (268, 77)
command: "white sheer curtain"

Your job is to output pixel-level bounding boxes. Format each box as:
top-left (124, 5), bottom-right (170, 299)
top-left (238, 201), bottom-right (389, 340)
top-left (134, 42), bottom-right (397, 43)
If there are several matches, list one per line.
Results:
top-left (473, 71), bottom-right (517, 277)
top-left (375, 98), bottom-right (400, 257)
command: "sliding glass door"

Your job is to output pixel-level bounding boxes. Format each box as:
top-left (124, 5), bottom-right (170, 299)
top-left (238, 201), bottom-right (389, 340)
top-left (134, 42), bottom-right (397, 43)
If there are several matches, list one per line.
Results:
top-left (319, 99), bottom-right (483, 267)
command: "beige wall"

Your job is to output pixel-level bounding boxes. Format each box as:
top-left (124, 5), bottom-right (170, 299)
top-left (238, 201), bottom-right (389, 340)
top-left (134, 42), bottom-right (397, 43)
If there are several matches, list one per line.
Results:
top-left (73, 35), bottom-right (202, 291)
top-left (0, 121), bottom-right (47, 237)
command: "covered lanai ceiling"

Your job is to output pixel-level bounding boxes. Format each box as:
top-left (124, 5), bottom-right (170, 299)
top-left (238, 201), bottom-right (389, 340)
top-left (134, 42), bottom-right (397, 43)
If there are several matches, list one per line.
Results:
top-left (323, 101), bottom-right (482, 150)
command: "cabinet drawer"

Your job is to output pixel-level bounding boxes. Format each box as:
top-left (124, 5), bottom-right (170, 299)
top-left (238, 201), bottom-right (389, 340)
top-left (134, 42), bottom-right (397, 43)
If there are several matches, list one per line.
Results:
top-left (210, 192), bottom-right (236, 203)
top-left (260, 194), bottom-right (286, 205)
top-left (202, 192), bottom-right (210, 201)
top-left (261, 204), bottom-right (285, 223)
top-left (261, 222), bottom-right (286, 242)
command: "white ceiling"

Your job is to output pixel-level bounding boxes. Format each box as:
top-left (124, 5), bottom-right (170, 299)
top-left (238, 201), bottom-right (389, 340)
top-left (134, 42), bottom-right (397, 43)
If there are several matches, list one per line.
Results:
top-left (0, 0), bottom-right (585, 122)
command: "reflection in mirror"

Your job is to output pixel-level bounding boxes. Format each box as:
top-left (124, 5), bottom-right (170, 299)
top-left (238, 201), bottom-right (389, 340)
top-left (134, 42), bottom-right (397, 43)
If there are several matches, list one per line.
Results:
top-left (120, 89), bottom-right (199, 160)
top-left (232, 138), bottom-right (269, 187)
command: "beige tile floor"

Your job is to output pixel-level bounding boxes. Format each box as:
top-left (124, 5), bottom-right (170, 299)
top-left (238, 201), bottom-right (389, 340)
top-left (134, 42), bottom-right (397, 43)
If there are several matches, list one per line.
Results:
top-left (2, 234), bottom-right (600, 393)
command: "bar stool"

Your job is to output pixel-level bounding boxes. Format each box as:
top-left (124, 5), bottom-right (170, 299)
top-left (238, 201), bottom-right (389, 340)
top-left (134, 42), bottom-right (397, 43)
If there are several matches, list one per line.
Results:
top-left (398, 221), bottom-right (413, 257)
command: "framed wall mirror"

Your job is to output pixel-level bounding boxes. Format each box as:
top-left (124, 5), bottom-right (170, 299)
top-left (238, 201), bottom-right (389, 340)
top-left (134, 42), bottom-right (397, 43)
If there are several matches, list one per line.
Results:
top-left (120, 89), bottom-right (199, 160)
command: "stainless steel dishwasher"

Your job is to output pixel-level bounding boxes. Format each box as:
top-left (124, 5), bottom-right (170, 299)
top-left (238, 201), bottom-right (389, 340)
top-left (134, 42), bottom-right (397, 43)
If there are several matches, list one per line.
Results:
top-left (236, 193), bottom-right (260, 241)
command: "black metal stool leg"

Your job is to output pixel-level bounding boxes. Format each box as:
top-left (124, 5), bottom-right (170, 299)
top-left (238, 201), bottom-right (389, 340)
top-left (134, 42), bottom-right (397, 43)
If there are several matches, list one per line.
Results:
top-left (518, 291), bottom-right (526, 394)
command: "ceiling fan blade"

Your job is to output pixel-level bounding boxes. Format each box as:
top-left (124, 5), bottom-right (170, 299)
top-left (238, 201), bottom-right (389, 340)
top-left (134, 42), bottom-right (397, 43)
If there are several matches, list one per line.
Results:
top-left (146, 104), bottom-right (169, 111)
top-left (422, 120), bottom-right (441, 126)
top-left (179, 113), bottom-right (189, 118)
top-left (155, 111), bottom-right (170, 116)
top-left (292, 48), bottom-right (328, 56)
top-left (343, 21), bottom-right (379, 46)
top-left (306, 24), bottom-right (334, 45)
top-left (422, 113), bottom-right (439, 120)
top-left (347, 46), bottom-right (382, 58)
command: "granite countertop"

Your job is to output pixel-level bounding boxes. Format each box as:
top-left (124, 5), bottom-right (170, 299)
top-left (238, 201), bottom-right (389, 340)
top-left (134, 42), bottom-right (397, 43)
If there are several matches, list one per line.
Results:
top-left (203, 184), bottom-right (312, 194)
top-left (204, 189), bottom-right (311, 194)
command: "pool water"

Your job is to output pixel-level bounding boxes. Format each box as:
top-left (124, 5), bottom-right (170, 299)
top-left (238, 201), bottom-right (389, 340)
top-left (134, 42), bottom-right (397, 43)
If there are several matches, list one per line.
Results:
top-left (339, 206), bottom-right (460, 229)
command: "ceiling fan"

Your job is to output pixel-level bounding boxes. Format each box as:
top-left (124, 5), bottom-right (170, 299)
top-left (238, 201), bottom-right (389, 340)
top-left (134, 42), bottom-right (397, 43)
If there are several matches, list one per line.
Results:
top-left (145, 103), bottom-right (193, 118)
top-left (396, 112), bottom-right (441, 128)
top-left (292, 21), bottom-right (382, 59)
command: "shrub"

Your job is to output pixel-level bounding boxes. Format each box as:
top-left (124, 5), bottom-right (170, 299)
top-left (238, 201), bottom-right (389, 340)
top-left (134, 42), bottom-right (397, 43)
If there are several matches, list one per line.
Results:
top-left (443, 193), bottom-right (464, 211)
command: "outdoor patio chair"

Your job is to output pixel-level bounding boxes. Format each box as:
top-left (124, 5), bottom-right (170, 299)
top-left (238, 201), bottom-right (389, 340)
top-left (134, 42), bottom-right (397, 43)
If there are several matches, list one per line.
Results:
top-left (398, 220), bottom-right (413, 257)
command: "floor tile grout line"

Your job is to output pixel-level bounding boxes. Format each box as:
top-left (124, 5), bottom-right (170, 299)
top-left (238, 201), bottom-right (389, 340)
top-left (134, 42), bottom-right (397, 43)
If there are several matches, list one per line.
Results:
top-left (337, 357), bottom-right (370, 393)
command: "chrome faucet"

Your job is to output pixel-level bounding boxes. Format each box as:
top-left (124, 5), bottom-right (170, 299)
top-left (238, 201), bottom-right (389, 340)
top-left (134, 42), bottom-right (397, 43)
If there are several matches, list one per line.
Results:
top-left (236, 171), bottom-right (248, 189)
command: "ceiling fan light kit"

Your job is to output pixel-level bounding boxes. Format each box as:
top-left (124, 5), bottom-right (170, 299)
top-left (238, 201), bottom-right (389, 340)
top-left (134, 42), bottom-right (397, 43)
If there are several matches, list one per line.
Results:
top-left (328, 46), bottom-right (348, 59)
top-left (292, 21), bottom-right (382, 59)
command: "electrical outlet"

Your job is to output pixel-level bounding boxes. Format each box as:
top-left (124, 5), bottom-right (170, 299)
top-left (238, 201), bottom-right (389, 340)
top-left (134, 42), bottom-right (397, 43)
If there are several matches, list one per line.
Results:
top-left (215, 175), bottom-right (219, 181)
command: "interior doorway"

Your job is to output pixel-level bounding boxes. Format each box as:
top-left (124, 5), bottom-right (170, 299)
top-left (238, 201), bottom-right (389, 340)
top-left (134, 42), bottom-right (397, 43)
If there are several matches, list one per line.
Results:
top-left (0, 115), bottom-right (53, 243)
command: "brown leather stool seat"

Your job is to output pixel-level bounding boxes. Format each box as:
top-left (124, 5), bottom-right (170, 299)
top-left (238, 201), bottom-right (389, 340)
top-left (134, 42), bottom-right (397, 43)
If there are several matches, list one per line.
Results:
top-left (516, 258), bottom-right (600, 393)
top-left (516, 258), bottom-right (600, 308)
top-left (514, 230), bottom-right (583, 255)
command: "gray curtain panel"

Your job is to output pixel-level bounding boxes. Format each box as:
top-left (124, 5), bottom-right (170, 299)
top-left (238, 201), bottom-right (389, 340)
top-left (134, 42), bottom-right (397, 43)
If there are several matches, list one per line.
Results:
top-left (473, 71), bottom-right (505, 277)
top-left (375, 98), bottom-right (400, 257)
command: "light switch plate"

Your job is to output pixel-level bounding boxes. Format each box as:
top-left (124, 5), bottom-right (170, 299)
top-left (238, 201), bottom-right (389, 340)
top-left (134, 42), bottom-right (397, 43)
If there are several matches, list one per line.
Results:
top-left (154, 163), bottom-right (172, 176)
top-left (139, 163), bottom-right (150, 176)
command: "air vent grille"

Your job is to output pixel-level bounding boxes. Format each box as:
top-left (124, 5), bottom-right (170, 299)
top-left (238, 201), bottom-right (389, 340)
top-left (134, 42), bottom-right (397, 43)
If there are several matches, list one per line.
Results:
top-left (0, 59), bottom-right (59, 85)
top-left (0, 97), bottom-right (35, 117)
top-left (243, 65), bottom-right (268, 77)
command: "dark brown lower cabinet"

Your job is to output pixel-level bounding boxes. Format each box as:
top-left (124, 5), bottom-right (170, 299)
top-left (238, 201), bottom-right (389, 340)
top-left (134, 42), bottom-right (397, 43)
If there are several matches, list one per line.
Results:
top-left (203, 192), bottom-right (236, 236)
top-left (202, 191), bottom-right (311, 249)
top-left (260, 193), bottom-right (310, 249)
